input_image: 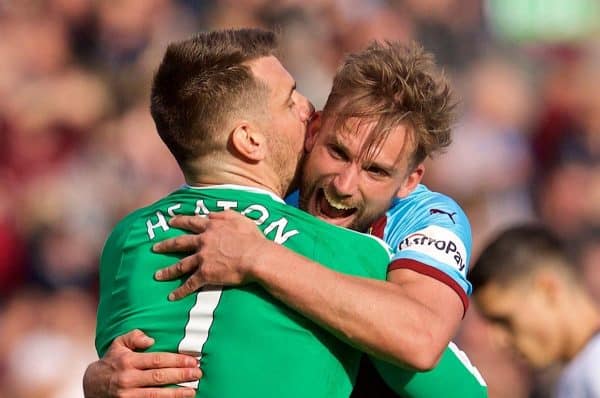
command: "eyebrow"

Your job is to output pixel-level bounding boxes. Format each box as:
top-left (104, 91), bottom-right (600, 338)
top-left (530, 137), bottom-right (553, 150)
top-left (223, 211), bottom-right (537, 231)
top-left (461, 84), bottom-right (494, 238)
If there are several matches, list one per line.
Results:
top-left (487, 314), bottom-right (511, 325)
top-left (365, 159), bottom-right (395, 174)
top-left (330, 135), bottom-right (395, 173)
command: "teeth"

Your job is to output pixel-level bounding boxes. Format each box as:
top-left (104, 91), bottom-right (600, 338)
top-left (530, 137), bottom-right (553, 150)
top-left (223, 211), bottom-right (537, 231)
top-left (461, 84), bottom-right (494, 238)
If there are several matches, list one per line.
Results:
top-left (323, 190), bottom-right (353, 210)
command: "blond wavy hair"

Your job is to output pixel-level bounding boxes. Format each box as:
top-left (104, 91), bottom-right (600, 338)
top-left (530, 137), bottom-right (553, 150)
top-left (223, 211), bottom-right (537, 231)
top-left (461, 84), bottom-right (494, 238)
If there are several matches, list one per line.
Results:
top-left (323, 41), bottom-right (457, 168)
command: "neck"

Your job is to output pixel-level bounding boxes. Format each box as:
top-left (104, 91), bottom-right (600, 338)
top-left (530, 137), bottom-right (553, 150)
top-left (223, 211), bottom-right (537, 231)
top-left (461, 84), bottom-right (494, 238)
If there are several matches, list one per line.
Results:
top-left (562, 293), bottom-right (600, 361)
top-left (184, 157), bottom-right (285, 198)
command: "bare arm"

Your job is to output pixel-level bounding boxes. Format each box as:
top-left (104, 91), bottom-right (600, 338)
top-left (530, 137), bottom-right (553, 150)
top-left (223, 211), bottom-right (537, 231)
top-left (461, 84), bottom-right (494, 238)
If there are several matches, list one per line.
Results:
top-left (250, 247), bottom-right (463, 370)
top-left (83, 330), bottom-right (201, 398)
top-left (154, 211), bottom-right (463, 370)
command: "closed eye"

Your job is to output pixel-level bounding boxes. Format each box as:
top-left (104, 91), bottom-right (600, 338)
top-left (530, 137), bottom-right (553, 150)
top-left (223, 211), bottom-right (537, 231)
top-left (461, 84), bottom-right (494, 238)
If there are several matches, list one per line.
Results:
top-left (366, 165), bottom-right (390, 177)
top-left (327, 144), bottom-right (349, 161)
top-left (488, 315), bottom-right (514, 332)
top-left (287, 84), bottom-right (297, 109)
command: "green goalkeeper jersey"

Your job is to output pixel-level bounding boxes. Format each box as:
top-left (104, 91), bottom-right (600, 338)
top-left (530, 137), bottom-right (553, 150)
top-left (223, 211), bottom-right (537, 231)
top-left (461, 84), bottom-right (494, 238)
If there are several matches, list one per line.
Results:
top-left (96, 184), bottom-right (392, 398)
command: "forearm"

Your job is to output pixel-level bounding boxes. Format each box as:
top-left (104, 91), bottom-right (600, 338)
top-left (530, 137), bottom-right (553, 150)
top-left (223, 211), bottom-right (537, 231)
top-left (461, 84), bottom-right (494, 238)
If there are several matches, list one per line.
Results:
top-left (250, 242), bottom-right (456, 370)
top-left (153, 212), bottom-right (462, 369)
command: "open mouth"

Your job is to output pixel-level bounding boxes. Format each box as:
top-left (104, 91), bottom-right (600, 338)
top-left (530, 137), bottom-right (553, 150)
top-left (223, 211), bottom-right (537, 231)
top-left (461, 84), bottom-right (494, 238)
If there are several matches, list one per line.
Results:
top-left (316, 188), bottom-right (357, 220)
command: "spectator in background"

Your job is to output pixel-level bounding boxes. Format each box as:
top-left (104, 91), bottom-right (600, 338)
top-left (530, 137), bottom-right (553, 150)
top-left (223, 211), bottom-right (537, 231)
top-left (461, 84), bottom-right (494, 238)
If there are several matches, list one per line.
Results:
top-left (470, 224), bottom-right (600, 398)
top-left (0, 288), bottom-right (97, 398)
top-left (425, 55), bottom-right (535, 247)
top-left (578, 233), bottom-right (600, 308)
top-left (0, 0), bottom-right (599, 397)
top-left (532, 54), bottom-right (600, 245)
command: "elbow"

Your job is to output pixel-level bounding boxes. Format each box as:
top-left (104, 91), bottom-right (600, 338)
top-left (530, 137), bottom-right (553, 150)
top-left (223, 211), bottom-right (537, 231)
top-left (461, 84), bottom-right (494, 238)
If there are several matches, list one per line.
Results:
top-left (389, 331), bottom-right (444, 371)
top-left (409, 347), bottom-right (443, 371)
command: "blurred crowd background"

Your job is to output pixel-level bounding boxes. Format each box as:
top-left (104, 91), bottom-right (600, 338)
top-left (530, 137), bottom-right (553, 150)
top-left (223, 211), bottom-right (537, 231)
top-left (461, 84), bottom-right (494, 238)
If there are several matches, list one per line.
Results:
top-left (0, 0), bottom-right (598, 397)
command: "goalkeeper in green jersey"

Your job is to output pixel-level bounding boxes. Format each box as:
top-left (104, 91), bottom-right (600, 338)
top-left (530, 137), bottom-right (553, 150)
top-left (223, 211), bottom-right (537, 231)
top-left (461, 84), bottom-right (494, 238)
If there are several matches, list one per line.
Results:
top-left (85, 29), bottom-right (487, 398)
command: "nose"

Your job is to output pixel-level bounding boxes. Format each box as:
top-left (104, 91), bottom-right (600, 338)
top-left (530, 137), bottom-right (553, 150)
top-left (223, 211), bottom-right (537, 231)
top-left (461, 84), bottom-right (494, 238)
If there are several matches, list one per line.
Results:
top-left (298, 94), bottom-right (315, 123)
top-left (332, 165), bottom-right (359, 197)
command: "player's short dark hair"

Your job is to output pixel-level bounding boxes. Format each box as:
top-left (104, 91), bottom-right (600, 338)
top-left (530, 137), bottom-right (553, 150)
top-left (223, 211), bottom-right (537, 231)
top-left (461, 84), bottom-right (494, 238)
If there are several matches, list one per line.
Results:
top-left (150, 28), bottom-right (278, 172)
top-left (470, 224), bottom-right (574, 291)
top-left (323, 41), bottom-right (457, 169)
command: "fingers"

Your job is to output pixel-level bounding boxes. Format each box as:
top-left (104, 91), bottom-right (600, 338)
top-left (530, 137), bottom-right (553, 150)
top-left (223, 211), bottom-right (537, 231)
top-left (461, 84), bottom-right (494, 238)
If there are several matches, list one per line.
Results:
top-left (113, 366), bottom-right (201, 389)
top-left (167, 273), bottom-right (204, 301)
top-left (154, 255), bottom-right (206, 300)
top-left (170, 215), bottom-right (210, 233)
top-left (113, 329), bottom-right (155, 351)
top-left (209, 210), bottom-right (253, 224)
top-left (155, 254), bottom-right (202, 282)
top-left (153, 215), bottom-right (209, 253)
top-left (153, 234), bottom-right (200, 253)
top-left (126, 351), bottom-right (199, 370)
top-left (207, 210), bottom-right (238, 220)
top-left (112, 386), bottom-right (197, 398)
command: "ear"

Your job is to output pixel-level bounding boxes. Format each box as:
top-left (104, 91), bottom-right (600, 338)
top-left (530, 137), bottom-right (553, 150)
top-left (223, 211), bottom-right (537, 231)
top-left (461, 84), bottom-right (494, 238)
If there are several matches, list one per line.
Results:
top-left (304, 111), bottom-right (322, 152)
top-left (533, 269), bottom-right (562, 306)
top-left (230, 122), bottom-right (267, 162)
top-left (396, 163), bottom-right (425, 198)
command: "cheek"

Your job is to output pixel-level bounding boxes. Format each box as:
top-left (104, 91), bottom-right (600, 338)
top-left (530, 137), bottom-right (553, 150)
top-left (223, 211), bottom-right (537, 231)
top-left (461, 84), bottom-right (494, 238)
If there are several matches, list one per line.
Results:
top-left (512, 322), bottom-right (545, 352)
top-left (307, 148), bottom-right (335, 175)
top-left (514, 332), bottom-right (555, 367)
top-left (511, 310), bottom-right (560, 366)
top-left (361, 184), bottom-right (396, 210)
top-left (276, 115), bottom-right (301, 137)
top-left (301, 156), bottom-right (322, 187)
top-left (362, 195), bottom-right (388, 214)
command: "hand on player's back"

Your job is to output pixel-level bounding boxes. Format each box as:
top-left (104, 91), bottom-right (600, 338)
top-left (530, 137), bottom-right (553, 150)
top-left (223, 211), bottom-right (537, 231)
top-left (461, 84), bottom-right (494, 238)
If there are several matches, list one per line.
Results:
top-left (154, 211), bottom-right (272, 300)
top-left (83, 329), bottom-right (200, 398)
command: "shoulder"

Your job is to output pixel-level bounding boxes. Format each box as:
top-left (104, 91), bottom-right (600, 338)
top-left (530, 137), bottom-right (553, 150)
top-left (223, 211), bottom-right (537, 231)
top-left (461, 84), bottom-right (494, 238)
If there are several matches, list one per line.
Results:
top-left (393, 185), bottom-right (468, 227)
top-left (105, 205), bottom-right (155, 242)
top-left (570, 333), bottom-right (600, 375)
top-left (103, 191), bottom-right (184, 250)
top-left (381, 185), bottom-right (474, 302)
top-left (383, 185), bottom-right (471, 249)
top-left (557, 334), bottom-right (600, 396)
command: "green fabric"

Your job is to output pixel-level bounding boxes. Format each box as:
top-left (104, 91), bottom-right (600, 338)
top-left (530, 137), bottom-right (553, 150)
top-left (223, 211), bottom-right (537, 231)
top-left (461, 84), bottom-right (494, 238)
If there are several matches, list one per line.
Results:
top-left (96, 185), bottom-right (392, 398)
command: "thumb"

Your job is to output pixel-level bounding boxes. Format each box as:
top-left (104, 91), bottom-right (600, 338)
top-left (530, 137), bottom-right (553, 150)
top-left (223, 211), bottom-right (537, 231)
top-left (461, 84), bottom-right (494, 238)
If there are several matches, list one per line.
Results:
top-left (112, 329), bottom-right (155, 352)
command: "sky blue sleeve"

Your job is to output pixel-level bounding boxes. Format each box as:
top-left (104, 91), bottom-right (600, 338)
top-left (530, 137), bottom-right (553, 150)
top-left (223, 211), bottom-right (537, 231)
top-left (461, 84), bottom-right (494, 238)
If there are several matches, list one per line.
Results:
top-left (383, 190), bottom-right (473, 309)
